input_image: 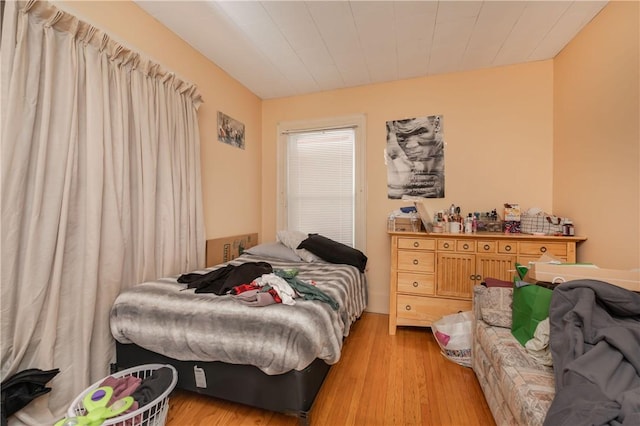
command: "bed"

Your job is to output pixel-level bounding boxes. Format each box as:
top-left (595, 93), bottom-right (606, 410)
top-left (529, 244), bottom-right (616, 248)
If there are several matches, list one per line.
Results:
top-left (110, 232), bottom-right (368, 424)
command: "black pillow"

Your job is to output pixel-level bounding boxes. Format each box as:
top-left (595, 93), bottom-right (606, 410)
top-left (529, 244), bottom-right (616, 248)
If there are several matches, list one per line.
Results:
top-left (297, 234), bottom-right (367, 273)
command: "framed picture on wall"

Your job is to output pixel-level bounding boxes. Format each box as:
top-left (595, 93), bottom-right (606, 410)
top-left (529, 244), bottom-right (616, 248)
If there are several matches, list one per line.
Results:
top-left (385, 114), bottom-right (445, 199)
top-left (217, 111), bottom-right (245, 149)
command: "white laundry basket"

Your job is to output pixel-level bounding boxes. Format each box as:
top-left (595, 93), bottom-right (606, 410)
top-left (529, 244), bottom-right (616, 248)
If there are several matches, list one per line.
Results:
top-left (66, 364), bottom-right (178, 426)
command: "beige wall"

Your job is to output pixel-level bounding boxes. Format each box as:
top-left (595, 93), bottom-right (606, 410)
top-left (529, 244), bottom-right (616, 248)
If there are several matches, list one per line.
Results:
top-left (554, 1), bottom-right (639, 270)
top-left (263, 62), bottom-right (555, 313)
top-left (58, 0), bottom-right (264, 242)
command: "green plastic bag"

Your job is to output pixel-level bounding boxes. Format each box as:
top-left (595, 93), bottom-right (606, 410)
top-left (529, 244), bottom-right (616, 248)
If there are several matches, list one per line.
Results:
top-left (515, 263), bottom-right (529, 280)
top-left (511, 282), bottom-right (553, 346)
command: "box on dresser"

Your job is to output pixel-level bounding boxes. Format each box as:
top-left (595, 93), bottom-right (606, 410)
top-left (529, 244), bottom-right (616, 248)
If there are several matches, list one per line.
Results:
top-left (529, 263), bottom-right (639, 292)
top-left (393, 217), bottom-right (424, 232)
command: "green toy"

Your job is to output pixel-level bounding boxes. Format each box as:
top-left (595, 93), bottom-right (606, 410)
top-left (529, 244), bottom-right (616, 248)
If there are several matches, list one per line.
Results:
top-left (54, 386), bottom-right (134, 426)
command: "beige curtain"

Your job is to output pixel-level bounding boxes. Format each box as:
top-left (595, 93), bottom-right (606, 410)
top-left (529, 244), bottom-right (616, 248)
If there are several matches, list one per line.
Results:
top-left (1, 1), bottom-right (205, 423)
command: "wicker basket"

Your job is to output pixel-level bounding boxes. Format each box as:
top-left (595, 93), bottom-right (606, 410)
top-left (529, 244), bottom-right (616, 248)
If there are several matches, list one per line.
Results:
top-left (66, 364), bottom-right (178, 426)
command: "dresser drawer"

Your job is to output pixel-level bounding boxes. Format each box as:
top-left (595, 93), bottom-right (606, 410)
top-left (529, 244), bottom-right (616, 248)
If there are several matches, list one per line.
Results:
top-left (498, 241), bottom-right (517, 254)
top-left (398, 238), bottom-right (436, 251)
top-left (519, 242), bottom-right (567, 257)
top-left (477, 241), bottom-right (496, 253)
top-left (397, 272), bottom-right (435, 295)
top-left (396, 294), bottom-right (471, 324)
top-left (437, 239), bottom-right (455, 251)
top-left (397, 250), bottom-right (435, 272)
top-left (456, 240), bottom-right (475, 252)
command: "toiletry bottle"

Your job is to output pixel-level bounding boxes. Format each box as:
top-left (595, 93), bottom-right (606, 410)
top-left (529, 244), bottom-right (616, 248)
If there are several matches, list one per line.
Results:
top-left (464, 215), bottom-right (473, 233)
top-left (410, 212), bottom-right (420, 232)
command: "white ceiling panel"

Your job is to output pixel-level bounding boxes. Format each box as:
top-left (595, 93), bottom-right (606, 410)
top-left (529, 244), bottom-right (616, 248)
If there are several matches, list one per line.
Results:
top-left (494, 1), bottom-right (572, 65)
top-left (310, 63), bottom-right (345, 90)
top-left (461, 1), bottom-right (526, 68)
top-left (261, 0), bottom-right (310, 24)
top-left (134, 0), bottom-right (609, 99)
top-left (394, 1), bottom-right (439, 19)
top-left (398, 44), bottom-right (430, 80)
top-left (433, 16), bottom-right (478, 48)
top-left (436, 0), bottom-right (483, 23)
top-left (215, 1), bottom-right (269, 28)
top-left (396, 8), bottom-right (436, 38)
top-left (278, 22), bottom-right (324, 51)
top-left (529, 0), bottom-right (609, 61)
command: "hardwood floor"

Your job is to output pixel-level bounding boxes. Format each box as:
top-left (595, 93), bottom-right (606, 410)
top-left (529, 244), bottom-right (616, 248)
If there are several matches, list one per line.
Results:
top-left (165, 312), bottom-right (495, 426)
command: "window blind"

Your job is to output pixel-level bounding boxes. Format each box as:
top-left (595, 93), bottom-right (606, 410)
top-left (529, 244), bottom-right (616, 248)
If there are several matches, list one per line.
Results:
top-left (286, 128), bottom-right (355, 246)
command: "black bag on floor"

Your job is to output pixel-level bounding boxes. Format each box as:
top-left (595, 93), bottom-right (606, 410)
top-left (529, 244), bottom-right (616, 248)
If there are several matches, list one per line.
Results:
top-left (1, 368), bottom-right (59, 426)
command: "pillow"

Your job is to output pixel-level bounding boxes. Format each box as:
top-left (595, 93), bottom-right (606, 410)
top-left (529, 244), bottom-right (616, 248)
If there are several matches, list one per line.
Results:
top-left (244, 242), bottom-right (302, 262)
top-left (297, 234), bottom-right (367, 273)
top-left (511, 282), bottom-right (553, 346)
top-left (276, 230), bottom-right (322, 263)
top-left (478, 287), bottom-right (513, 328)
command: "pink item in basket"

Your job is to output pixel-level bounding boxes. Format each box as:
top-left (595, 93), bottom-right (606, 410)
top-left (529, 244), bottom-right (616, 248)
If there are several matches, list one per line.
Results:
top-left (99, 375), bottom-right (141, 406)
top-left (435, 330), bottom-right (450, 346)
top-left (99, 375), bottom-right (141, 424)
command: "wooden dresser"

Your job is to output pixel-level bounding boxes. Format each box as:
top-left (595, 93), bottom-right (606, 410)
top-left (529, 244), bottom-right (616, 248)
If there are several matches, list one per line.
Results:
top-left (388, 231), bottom-right (586, 334)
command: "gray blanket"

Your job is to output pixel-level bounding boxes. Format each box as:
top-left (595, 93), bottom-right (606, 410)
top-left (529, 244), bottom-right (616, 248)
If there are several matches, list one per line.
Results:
top-left (545, 279), bottom-right (640, 426)
top-left (110, 254), bottom-right (367, 375)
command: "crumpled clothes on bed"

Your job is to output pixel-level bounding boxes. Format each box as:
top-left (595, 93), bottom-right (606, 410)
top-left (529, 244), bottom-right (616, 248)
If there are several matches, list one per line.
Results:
top-left (229, 269), bottom-right (339, 310)
top-left (254, 273), bottom-right (297, 305)
top-left (231, 289), bottom-right (277, 307)
top-left (275, 269), bottom-right (339, 310)
top-left (178, 262), bottom-right (273, 295)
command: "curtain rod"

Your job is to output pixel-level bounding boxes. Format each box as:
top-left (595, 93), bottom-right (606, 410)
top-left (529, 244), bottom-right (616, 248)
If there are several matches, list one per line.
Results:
top-left (280, 124), bottom-right (358, 135)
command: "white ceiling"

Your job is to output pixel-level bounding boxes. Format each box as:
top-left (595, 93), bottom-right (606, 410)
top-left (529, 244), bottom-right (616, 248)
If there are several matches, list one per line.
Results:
top-left (135, 0), bottom-right (608, 100)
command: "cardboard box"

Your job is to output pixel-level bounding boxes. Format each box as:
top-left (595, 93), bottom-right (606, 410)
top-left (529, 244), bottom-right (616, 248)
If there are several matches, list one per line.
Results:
top-left (394, 217), bottom-right (424, 232)
top-left (504, 203), bottom-right (521, 221)
top-left (528, 262), bottom-right (640, 292)
top-left (414, 200), bottom-right (433, 232)
top-left (206, 233), bottom-right (258, 267)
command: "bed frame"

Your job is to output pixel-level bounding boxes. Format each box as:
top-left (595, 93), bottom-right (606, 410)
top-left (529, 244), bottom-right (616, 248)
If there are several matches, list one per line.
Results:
top-left (114, 342), bottom-right (331, 424)
top-left (113, 234), bottom-right (333, 424)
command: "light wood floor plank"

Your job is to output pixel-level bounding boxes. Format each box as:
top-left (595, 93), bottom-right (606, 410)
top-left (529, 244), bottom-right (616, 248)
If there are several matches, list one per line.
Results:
top-left (165, 312), bottom-right (495, 426)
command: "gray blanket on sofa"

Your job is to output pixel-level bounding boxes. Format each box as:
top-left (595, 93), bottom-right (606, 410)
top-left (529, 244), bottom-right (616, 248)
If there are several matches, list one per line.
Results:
top-left (544, 279), bottom-right (640, 426)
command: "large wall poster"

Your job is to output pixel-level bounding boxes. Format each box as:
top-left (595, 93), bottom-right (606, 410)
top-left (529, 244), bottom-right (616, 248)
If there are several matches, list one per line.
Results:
top-left (217, 111), bottom-right (245, 149)
top-left (385, 115), bottom-right (445, 199)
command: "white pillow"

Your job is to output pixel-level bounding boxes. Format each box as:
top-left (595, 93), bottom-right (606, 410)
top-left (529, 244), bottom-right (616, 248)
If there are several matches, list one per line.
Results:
top-left (244, 242), bottom-right (302, 262)
top-left (276, 230), bottom-right (322, 263)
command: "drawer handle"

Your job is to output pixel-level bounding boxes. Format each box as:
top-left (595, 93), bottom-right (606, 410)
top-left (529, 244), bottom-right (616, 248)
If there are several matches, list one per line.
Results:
top-left (443, 243), bottom-right (450, 249)
top-left (484, 244), bottom-right (490, 250)
top-left (463, 243), bottom-right (469, 250)
top-left (413, 241), bottom-right (420, 248)
top-left (469, 274), bottom-right (475, 280)
top-left (413, 259), bottom-right (419, 265)
top-left (405, 305), bottom-right (412, 311)
top-left (505, 245), bottom-right (512, 252)
top-left (475, 274), bottom-right (482, 280)
top-left (540, 246), bottom-right (547, 253)
top-left (412, 281), bottom-right (419, 288)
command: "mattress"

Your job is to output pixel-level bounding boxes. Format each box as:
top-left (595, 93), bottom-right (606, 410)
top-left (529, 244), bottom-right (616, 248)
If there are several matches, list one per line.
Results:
top-left (110, 254), bottom-right (367, 375)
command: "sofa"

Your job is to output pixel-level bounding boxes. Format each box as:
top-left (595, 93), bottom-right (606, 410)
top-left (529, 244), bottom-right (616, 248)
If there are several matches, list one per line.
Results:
top-left (471, 285), bottom-right (555, 426)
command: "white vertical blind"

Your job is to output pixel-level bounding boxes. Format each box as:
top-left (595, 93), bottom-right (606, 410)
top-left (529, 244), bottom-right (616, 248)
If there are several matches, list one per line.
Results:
top-left (287, 129), bottom-right (355, 246)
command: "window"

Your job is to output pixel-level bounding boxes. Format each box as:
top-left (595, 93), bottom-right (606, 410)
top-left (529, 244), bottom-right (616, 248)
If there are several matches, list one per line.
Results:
top-left (277, 115), bottom-right (366, 249)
